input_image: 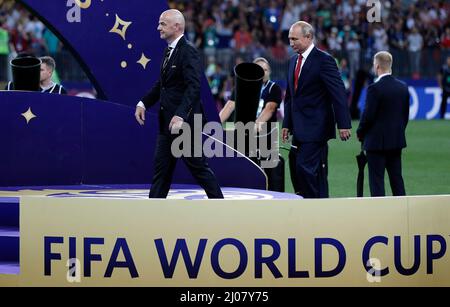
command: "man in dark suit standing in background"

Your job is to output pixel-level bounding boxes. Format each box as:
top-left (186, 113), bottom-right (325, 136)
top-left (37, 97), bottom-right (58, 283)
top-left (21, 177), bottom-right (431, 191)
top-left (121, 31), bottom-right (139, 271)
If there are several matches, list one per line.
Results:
top-left (135, 9), bottom-right (223, 199)
top-left (282, 21), bottom-right (352, 198)
top-left (357, 51), bottom-right (410, 197)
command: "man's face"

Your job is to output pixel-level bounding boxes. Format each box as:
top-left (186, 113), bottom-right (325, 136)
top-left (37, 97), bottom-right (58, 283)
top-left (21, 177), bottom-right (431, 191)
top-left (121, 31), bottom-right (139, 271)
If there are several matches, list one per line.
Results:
top-left (289, 26), bottom-right (312, 54)
top-left (256, 61), bottom-right (270, 82)
top-left (447, 57), bottom-right (450, 66)
top-left (157, 12), bottom-right (178, 42)
top-left (40, 63), bottom-right (52, 83)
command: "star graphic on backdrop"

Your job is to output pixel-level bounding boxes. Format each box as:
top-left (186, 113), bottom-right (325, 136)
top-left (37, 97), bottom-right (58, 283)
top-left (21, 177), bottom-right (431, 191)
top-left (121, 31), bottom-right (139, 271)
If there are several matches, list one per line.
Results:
top-left (109, 14), bottom-right (132, 40)
top-left (137, 53), bottom-right (151, 69)
top-left (21, 107), bottom-right (37, 124)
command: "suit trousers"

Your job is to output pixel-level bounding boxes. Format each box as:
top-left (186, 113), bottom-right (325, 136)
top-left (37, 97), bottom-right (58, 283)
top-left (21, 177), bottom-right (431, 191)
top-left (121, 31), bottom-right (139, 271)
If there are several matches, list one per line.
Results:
top-left (149, 133), bottom-right (224, 199)
top-left (293, 142), bottom-right (329, 198)
top-left (366, 149), bottom-right (406, 197)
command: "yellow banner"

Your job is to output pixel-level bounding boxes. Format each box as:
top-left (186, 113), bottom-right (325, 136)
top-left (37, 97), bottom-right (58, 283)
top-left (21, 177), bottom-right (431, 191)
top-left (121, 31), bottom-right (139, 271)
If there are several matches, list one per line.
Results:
top-left (18, 196), bottom-right (450, 286)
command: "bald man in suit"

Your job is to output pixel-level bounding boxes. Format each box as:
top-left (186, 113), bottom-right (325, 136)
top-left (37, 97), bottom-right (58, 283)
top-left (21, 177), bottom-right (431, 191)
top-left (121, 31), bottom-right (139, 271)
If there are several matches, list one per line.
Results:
top-left (135, 9), bottom-right (223, 199)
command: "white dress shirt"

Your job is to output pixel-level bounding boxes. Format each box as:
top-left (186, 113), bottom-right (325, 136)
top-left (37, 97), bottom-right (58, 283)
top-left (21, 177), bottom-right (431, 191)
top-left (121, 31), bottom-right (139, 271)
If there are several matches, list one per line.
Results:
top-left (296, 43), bottom-right (315, 77)
top-left (375, 72), bottom-right (392, 83)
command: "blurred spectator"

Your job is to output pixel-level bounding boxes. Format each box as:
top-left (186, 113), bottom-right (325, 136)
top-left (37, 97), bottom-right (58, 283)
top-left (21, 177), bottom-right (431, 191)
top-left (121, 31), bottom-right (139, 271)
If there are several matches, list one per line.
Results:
top-left (42, 28), bottom-right (60, 58)
top-left (264, 0), bottom-right (282, 32)
top-left (423, 26), bottom-right (441, 77)
top-left (270, 36), bottom-right (288, 61)
top-left (207, 62), bottom-right (227, 109)
top-left (373, 24), bottom-right (389, 52)
top-left (24, 15), bottom-right (44, 40)
top-left (280, 1), bottom-right (298, 44)
top-left (339, 58), bottom-right (351, 93)
top-left (233, 23), bottom-right (252, 53)
top-left (0, 21), bottom-right (9, 76)
top-left (203, 18), bottom-right (219, 57)
top-left (442, 27), bottom-right (450, 60)
top-left (388, 21), bottom-right (407, 76)
top-left (327, 27), bottom-right (343, 58)
top-left (407, 27), bottom-right (423, 79)
top-left (346, 33), bottom-right (361, 79)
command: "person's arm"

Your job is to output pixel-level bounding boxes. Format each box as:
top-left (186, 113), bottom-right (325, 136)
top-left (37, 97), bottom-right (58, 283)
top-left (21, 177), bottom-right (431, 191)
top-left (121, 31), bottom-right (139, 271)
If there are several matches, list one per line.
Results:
top-left (357, 85), bottom-right (378, 141)
top-left (256, 83), bottom-right (281, 125)
top-left (282, 87), bottom-right (292, 143)
top-left (320, 54), bottom-right (352, 141)
top-left (140, 78), bottom-right (161, 109)
top-left (404, 88), bottom-right (410, 128)
top-left (256, 102), bottom-right (278, 124)
top-left (219, 100), bottom-right (235, 124)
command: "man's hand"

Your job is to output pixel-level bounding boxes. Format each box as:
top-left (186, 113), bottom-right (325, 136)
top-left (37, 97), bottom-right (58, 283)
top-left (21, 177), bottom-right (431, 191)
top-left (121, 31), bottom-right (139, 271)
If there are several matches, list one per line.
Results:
top-left (282, 128), bottom-right (290, 143)
top-left (135, 106), bottom-right (146, 126)
top-left (254, 121), bottom-right (264, 134)
top-left (339, 129), bottom-right (351, 141)
top-left (169, 116), bottom-right (184, 133)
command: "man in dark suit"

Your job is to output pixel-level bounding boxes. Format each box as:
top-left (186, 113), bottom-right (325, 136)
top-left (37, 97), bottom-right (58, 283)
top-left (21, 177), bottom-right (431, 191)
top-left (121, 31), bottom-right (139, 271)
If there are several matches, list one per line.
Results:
top-left (357, 51), bottom-right (410, 197)
top-left (135, 9), bottom-right (223, 199)
top-left (282, 21), bottom-right (352, 198)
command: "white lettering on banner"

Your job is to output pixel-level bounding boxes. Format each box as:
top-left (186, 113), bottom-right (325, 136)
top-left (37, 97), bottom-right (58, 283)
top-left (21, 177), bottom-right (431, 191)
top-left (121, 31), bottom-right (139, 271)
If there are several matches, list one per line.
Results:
top-left (425, 88), bottom-right (443, 120)
top-left (408, 86), bottom-right (419, 120)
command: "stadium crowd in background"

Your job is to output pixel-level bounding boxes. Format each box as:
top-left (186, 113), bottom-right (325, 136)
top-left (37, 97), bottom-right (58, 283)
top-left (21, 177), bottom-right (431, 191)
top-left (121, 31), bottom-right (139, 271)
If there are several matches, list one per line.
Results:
top-left (0, 0), bottom-right (81, 83)
top-left (0, 2), bottom-right (61, 58)
top-left (169, 0), bottom-right (449, 108)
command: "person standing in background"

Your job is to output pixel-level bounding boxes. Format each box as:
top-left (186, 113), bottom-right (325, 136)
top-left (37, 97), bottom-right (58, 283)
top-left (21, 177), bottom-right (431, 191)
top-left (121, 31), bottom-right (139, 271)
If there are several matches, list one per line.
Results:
top-left (357, 51), bottom-right (410, 197)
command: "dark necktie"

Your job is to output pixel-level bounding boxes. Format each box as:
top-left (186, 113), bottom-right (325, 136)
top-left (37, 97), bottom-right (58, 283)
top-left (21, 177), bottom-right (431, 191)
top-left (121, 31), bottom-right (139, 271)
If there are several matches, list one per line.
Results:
top-left (294, 54), bottom-right (303, 91)
top-left (162, 47), bottom-right (173, 70)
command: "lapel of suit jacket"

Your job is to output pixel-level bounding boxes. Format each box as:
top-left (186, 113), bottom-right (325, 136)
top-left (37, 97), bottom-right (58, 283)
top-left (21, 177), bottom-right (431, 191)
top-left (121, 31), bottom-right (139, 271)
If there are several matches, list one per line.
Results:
top-left (161, 36), bottom-right (185, 76)
top-left (296, 46), bottom-right (316, 94)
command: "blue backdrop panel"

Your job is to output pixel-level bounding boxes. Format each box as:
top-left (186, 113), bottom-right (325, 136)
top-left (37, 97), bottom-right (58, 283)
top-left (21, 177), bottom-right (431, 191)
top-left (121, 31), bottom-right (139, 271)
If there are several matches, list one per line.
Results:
top-left (2, 0), bottom-right (266, 189)
top-left (0, 92), bottom-right (82, 186)
top-left (358, 79), bottom-right (448, 120)
top-left (18, 0), bottom-right (220, 123)
top-left (82, 98), bottom-right (156, 184)
top-left (0, 92), bottom-right (266, 189)
top-left (18, 0), bottom-right (166, 105)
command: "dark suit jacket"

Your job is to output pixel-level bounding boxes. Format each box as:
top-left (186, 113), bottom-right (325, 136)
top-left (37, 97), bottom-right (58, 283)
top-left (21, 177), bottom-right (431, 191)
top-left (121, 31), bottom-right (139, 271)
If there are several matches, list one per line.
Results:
top-left (357, 75), bottom-right (410, 151)
top-left (141, 36), bottom-right (203, 134)
top-left (282, 47), bottom-right (351, 143)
